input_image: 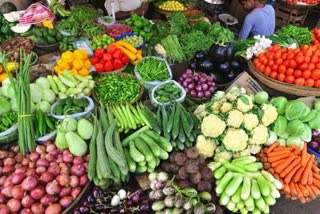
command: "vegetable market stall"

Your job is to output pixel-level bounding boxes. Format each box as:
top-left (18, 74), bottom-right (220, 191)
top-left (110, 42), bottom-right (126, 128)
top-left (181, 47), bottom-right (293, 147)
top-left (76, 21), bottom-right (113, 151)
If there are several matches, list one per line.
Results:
top-left (0, 1), bottom-right (319, 214)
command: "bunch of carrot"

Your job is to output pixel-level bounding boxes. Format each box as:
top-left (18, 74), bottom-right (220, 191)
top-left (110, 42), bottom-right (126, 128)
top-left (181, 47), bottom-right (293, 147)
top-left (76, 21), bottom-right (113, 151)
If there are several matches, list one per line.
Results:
top-left (258, 142), bottom-right (320, 203)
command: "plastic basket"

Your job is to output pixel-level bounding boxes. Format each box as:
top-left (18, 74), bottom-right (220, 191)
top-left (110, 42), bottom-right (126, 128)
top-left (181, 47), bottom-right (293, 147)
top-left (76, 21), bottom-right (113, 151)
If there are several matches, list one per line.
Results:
top-left (115, 33), bottom-right (145, 49)
top-left (37, 131), bottom-right (57, 144)
top-left (134, 56), bottom-right (172, 91)
top-left (50, 96), bottom-right (95, 120)
top-left (0, 124), bottom-right (18, 143)
top-left (150, 80), bottom-right (186, 107)
top-left (307, 147), bottom-right (320, 158)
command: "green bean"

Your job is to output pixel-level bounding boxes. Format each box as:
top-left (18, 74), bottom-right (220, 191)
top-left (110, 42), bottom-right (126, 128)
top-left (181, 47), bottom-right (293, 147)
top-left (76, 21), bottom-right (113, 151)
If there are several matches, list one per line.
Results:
top-left (136, 57), bottom-right (170, 81)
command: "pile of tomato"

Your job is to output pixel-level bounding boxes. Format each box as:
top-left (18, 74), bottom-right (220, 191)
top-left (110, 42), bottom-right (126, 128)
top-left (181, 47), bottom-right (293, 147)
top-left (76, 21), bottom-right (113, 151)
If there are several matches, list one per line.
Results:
top-left (312, 28), bottom-right (320, 45)
top-left (287, 0), bottom-right (320, 5)
top-left (253, 44), bottom-right (320, 88)
top-left (90, 44), bottom-right (129, 73)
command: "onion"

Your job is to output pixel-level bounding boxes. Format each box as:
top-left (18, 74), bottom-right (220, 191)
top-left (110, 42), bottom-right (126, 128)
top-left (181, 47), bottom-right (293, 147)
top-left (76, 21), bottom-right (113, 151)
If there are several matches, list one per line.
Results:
top-left (3, 175), bottom-right (12, 187)
top-left (8, 151), bottom-right (15, 158)
top-left (198, 91), bottom-right (204, 98)
top-left (0, 193), bottom-right (6, 203)
top-left (204, 91), bottom-right (212, 98)
top-left (30, 186), bottom-right (45, 200)
top-left (36, 166), bottom-right (46, 175)
top-left (21, 158), bottom-right (30, 166)
top-left (56, 154), bottom-right (63, 163)
top-left (59, 187), bottom-right (72, 197)
top-left (21, 208), bottom-right (33, 214)
top-left (59, 196), bottom-right (73, 208)
top-left (40, 194), bottom-right (57, 205)
top-left (11, 172), bottom-right (25, 185)
top-left (12, 185), bottom-right (24, 199)
top-left (209, 86), bottom-right (215, 93)
top-left (35, 145), bottom-right (46, 154)
top-left (45, 203), bottom-right (62, 214)
top-left (26, 168), bottom-right (36, 176)
top-left (7, 198), bottom-right (21, 213)
top-left (1, 185), bottom-right (13, 197)
top-left (31, 203), bottom-right (45, 214)
top-left (59, 163), bottom-right (70, 175)
top-left (40, 172), bottom-right (54, 183)
top-left (187, 83), bottom-right (195, 90)
top-left (62, 150), bottom-right (73, 163)
top-left (36, 158), bottom-right (49, 167)
top-left (21, 195), bottom-right (34, 208)
top-left (22, 176), bottom-right (39, 191)
top-left (46, 144), bottom-right (56, 153)
top-left (2, 165), bottom-right (14, 174)
top-left (11, 146), bottom-right (18, 153)
top-left (202, 83), bottom-right (208, 91)
top-left (79, 175), bottom-right (88, 187)
top-left (309, 141), bottom-right (319, 150)
top-left (45, 153), bottom-right (55, 162)
top-left (0, 204), bottom-right (10, 214)
top-left (4, 157), bottom-right (15, 165)
top-left (0, 176), bottom-right (7, 186)
top-left (45, 181), bottom-right (61, 195)
top-left (199, 77), bottom-right (207, 83)
top-left (73, 156), bottom-right (84, 165)
top-left (50, 149), bottom-right (59, 157)
top-left (48, 164), bottom-right (60, 176)
top-left (71, 187), bottom-right (81, 199)
top-left (69, 175), bottom-right (79, 188)
top-left (190, 90), bottom-right (197, 97)
top-left (29, 152), bottom-right (40, 162)
top-left (71, 164), bottom-right (86, 176)
top-left (15, 166), bottom-right (27, 174)
top-left (57, 174), bottom-right (70, 187)
top-left (15, 153), bottom-right (24, 163)
top-left (195, 85), bottom-right (202, 92)
top-left (0, 151), bottom-right (9, 159)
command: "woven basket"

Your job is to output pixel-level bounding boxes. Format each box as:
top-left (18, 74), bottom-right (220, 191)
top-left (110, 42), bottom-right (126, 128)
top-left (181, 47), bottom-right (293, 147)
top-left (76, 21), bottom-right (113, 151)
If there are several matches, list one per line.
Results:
top-left (248, 60), bottom-right (320, 97)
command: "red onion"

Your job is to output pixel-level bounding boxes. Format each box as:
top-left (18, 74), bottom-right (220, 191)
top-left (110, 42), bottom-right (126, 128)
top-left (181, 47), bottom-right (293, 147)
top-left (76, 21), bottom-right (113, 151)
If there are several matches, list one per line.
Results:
top-left (71, 164), bottom-right (86, 176)
top-left (40, 172), bottom-right (54, 183)
top-left (71, 187), bottom-right (81, 199)
top-left (36, 166), bottom-right (46, 175)
top-left (59, 187), bottom-right (72, 197)
top-left (22, 176), bottom-right (39, 191)
top-left (21, 208), bottom-right (33, 214)
top-left (0, 193), bottom-right (6, 203)
top-left (73, 156), bottom-right (84, 165)
top-left (0, 204), bottom-right (10, 214)
top-left (40, 194), bottom-right (57, 205)
top-left (11, 146), bottom-right (18, 153)
top-left (84, 154), bottom-right (90, 162)
top-left (56, 154), bottom-right (63, 163)
top-left (0, 151), bottom-right (9, 159)
top-left (50, 149), bottom-right (59, 157)
top-left (4, 157), bottom-right (15, 165)
top-left (26, 168), bottom-right (36, 176)
top-left (45, 153), bottom-right (55, 162)
top-left (31, 203), bottom-right (45, 214)
top-left (29, 152), bottom-right (40, 162)
top-left (7, 198), bottom-right (21, 213)
top-left (79, 175), bottom-right (88, 187)
top-left (15, 153), bottom-right (24, 163)
top-left (11, 172), bottom-right (25, 185)
top-left (48, 163), bottom-right (60, 176)
top-left (62, 150), bottom-right (73, 163)
top-left (59, 163), bottom-right (70, 175)
top-left (3, 175), bottom-right (12, 187)
top-left (57, 174), bottom-right (70, 187)
top-left (2, 165), bottom-right (14, 174)
top-left (8, 151), bottom-right (15, 158)
top-left (1, 184), bottom-right (13, 197)
top-left (11, 185), bottom-right (24, 199)
top-left (45, 203), bottom-right (62, 214)
top-left (45, 181), bottom-right (61, 195)
top-left (36, 145), bottom-right (46, 154)
top-left (69, 175), bottom-right (79, 188)
top-left (15, 163), bottom-right (22, 169)
top-left (30, 186), bottom-right (45, 200)
top-left (59, 196), bottom-right (73, 208)
top-left (21, 158), bottom-right (30, 166)
top-left (21, 195), bottom-right (34, 208)
top-left (36, 158), bottom-right (49, 167)
top-left (46, 144), bottom-right (56, 153)
top-left (15, 166), bottom-right (27, 174)
top-left (0, 176), bottom-right (7, 186)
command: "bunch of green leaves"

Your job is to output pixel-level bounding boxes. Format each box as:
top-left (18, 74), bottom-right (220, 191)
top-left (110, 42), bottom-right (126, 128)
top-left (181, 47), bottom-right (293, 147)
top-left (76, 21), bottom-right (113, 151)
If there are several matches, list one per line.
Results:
top-left (190, 21), bottom-right (211, 33)
top-left (161, 35), bottom-right (186, 63)
top-left (180, 30), bottom-right (212, 59)
top-left (168, 12), bottom-right (190, 35)
top-left (69, 5), bottom-right (100, 22)
top-left (207, 22), bottom-right (234, 45)
top-left (149, 22), bottom-right (171, 47)
top-left (275, 25), bottom-right (312, 47)
top-left (233, 38), bottom-right (257, 56)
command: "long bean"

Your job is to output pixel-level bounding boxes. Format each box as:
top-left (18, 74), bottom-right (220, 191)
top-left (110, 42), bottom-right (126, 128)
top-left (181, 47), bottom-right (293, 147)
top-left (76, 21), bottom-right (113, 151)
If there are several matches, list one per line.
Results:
top-left (136, 57), bottom-right (170, 81)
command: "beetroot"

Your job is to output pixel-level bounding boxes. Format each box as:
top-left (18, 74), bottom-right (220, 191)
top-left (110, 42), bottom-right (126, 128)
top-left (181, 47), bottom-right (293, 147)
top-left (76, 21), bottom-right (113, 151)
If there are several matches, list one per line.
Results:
top-left (174, 152), bottom-right (187, 166)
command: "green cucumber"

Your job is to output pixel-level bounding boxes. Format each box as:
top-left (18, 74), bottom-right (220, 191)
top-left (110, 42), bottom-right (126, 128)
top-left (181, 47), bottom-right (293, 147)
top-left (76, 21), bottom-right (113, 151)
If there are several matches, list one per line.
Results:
top-left (216, 172), bottom-right (234, 195)
top-left (251, 179), bottom-right (261, 199)
top-left (256, 174), bottom-right (271, 197)
top-left (214, 166), bottom-right (227, 180)
top-left (141, 107), bottom-right (161, 134)
top-left (172, 103), bottom-right (181, 140)
top-left (136, 165), bottom-right (147, 173)
top-left (124, 149), bottom-right (136, 172)
top-left (139, 133), bottom-right (161, 157)
top-left (166, 104), bottom-right (175, 133)
top-left (145, 130), bottom-right (172, 152)
top-left (134, 137), bottom-right (154, 162)
top-left (241, 177), bottom-right (251, 201)
top-left (225, 175), bottom-right (243, 196)
top-left (129, 141), bottom-right (145, 163)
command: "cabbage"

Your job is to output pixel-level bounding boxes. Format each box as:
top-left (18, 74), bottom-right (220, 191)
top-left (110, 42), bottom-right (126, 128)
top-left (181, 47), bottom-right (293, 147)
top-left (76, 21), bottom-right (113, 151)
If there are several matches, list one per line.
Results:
top-left (286, 136), bottom-right (303, 148)
top-left (286, 120), bottom-right (305, 137)
top-left (0, 96), bottom-right (10, 115)
top-left (273, 116), bottom-right (287, 137)
top-left (301, 109), bottom-right (318, 123)
top-left (270, 96), bottom-right (288, 115)
top-left (285, 100), bottom-right (310, 120)
top-left (315, 99), bottom-right (320, 111)
top-left (254, 91), bottom-right (269, 105)
top-left (37, 101), bottom-right (51, 113)
top-left (308, 111), bottom-right (320, 129)
top-left (266, 131), bottom-right (278, 146)
top-left (1, 84), bottom-right (16, 99)
top-left (300, 124), bottom-right (312, 142)
top-left (42, 89), bottom-right (56, 104)
top-left (30, 83), bottom-right (43, 104)
top-left (35, 77), bottom-right (50, 89)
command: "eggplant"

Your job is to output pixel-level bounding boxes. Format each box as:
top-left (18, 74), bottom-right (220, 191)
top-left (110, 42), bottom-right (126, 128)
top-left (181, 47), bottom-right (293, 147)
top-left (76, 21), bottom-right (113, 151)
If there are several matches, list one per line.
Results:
top-left (210, 70), bottom-right (228, 85)
top-left (230, 60), bottom-right (242, 73)
top-left (225, 42), bottom-right (235, 61)
top-left (189, 59), bottom-right (199, 70)
top-left (194, 51), bottom-right (207, 62)
top-left (226, 70), bottom-right (237, 81)
top-left (208, 44), bottom-right (227, 63)
top-left (219, 62), bottom-right (231, 74)
top-left (199, 58), bottom-right (215, 73)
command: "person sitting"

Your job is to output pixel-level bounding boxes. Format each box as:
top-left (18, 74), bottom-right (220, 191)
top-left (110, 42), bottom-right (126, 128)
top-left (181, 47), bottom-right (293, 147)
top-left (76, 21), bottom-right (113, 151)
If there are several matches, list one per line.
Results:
top-left (238, 0), bottom-right (275, 40)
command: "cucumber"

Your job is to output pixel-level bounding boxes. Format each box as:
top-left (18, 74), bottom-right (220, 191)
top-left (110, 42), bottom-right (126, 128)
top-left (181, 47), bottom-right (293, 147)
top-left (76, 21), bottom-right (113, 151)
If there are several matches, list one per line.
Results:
top-left (232, 156), bottom-right (257, 165)
top-left (214, 166), bottom-right (227, 180)
top-left (255, 197), bottom-right (266, 211)
top-left (145, 130), bottom-right (172, 152)
top-left (172, 103), bottom-right (181, 140)
top-left (216, 172), bottom-right (234, 195)
top-left (124, 149), bottom-right (136, 172)
top-left (137, 161), bottom-right (147, 166)
top-left (256, 174), bottom-right (271, 197)
top-left (236, 201), bottom-right (245, 210)
top-left (139, 133), bottom-right (161, 157)
top-left (222, 161), bottom-right (246, 173)
top-left (147, 157), bottom-right (157, 170)
top-left (231, 185), bottom-right (242, 203)
top-left (263, 195), bottom-right (276, 206)
top-left (178, 124), bottom-right (186, 143)
top-left (225, 175), bottom-right (243, 196)
top-left (208, 162), bottom-right (222, 172)
top-left (241, 177), bottom-right (251, 201)
top-left (166, 104), bottom-right (175, 133)
top-left (241, 162), bottom-right (263, 172)
top-left (122, 126), bottom-right (150, 147)
top-left (244, 196), bottom-right (255, 212)
top-left (178, 103), bottom-right (192, 138)
top-left (261, 170), bottom-right (275, 183)
top-left (136, 165), bottom-right (147, 173)
top-left (219, 191), bottom-right (230, 206)
top-left (158, 147), bottom-right (169, 160)
top-left (129, 141), bottom-right (145, 163)
top-left (251, 179), bottom-right (261, 199)
top-left (134, 137), bottom-right (154, 162)
top-left (161, 106), bottom-right (170, 140)
top-left (141, 107), bottom-right (161, 134)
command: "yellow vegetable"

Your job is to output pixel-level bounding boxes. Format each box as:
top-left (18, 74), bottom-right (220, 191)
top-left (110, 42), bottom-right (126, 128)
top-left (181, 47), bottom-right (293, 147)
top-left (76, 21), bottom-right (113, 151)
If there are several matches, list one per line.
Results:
top-left (0, 62), bottom-right (19, 73)
top-left (42, 19), bottom-right (54, 29)
top-left (116, 41), bottom-right (138, 54)
top-left (61, 51), bottom-right (74, 63)
top-left (0, 72), bottom-right (8, 82)
top-left (114, 44), bottom-right (137, 61)
top-left (78, 68), bottom-right (90, 76)
top-left (72, 60), bottom-right (84, 70)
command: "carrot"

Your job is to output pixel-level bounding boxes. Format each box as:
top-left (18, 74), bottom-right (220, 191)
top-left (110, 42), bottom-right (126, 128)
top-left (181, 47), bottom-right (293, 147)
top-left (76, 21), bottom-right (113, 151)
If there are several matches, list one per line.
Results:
top-left (297, 183), bottom-right (309, 197)
top-left (310, 185), bottom-right (320, 196)
top-left (294, 183), bottom-right (304, 198)
top-left (308, 170), bottom-right (314, 185)
top-left (291, 145), bottom-right (301, 155)
top-left (268, 168), bottom-right (275, 175)
top-left (267, 141), bottom-right (280, 153)
top-left (280, 157), bottom-right (301, 178)
top-left (273, 146), bottom-right (293, 152)
top-left (298, 196), bottom-right (307, 204)
top-left (289, 182), bottom-right (297, 197)
top-left (301, 143), bottom-right (307, 167)
top-left (267, 153), bottom-right (292, 163)
top-left (311, 164), bottom-right (319, 174)
top-left (301, 155), bottom-right (315, 185)
top-left (284, 164), bottom-right (301, 184)
top-left (260, 156), bottom-right (268, 163)
top-left (274, 155), bottom-right (296, 174)
top-left (271, 158), bottom-right (286, 168)
top-left (305, 185), bottom-right (316, 199)
top-left (263, 162), bottom-right (270, 169)
top-left (267, 150), bottom-right (291, 157)
top-left (313, 178), bottom-right (320, 188)
top-left (283, 183), bottom-right (290, 193)
top-left (313, 171), bottom-right (320, 180)
top-left (293, 155), bottom-right (310, 183)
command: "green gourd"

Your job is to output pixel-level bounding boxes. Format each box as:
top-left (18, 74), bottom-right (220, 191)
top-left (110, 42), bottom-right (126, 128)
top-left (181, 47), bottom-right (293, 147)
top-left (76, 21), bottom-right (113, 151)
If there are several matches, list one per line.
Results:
top-left (66, 131), bottom-right (88, 156)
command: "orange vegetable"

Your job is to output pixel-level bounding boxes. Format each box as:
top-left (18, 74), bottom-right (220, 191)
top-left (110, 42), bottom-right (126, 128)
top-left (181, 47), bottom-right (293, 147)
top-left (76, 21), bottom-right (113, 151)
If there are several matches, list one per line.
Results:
top-left (274, 155), bottom-right (295, 174)
top-left (301, 143), bottom-right (307, 167)
top-left (301, 155), bottom-right (315, 185)
top-left (293, 155), bottom-right (310, 183)
top-left (280, 157), bottom-right (301, 178)
top-left (284, 164), bottom-right (301, 184)
top-left (267, 152), bottom-right (291, 162)
top-left (267, 141), bottom-right (280, 153)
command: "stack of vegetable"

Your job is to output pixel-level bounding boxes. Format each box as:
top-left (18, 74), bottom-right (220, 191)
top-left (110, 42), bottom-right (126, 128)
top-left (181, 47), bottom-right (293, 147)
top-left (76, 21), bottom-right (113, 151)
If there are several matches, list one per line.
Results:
top-left (121, 127), bottom-right (172, 173)
top-left (0, 37), bottom-right (34, 62)
top-left (209, 156), bottom-right (282, 213)
top-left (114, 40), bottom-right (143, 65)
top-left (23, 27), bottom-right (62, 46)
top-left (270, 97), bottom-right (320, 148)
top-left (153, 81), bottom-right (184, 105)
top-left (135, 57), bottom-right (171, 83)
top-left (312, 28), bottom-right (320, 45)
top-left (94, 73), bottom-right (141, 104)
top-left (194, 88), bottom-right (278, 159)
top-left (271, 25), bottom-right (312, 47)
top-left (0, 143), bottom-right (89, 213)
top-left (34, 110), bottom-right (56, 139)
top-left (122, 14), bottom-right (153, 41)
top-left (59, 36), bottom-right (77, 52)
top-left (119, 34), bottom-right (144, 48)
top-left (105, 24), bottom-right (132, 38)
top-left (0, 112), bottom-right (17, 133)
top-left (259, 142), bottom-right (320, 203)
top-left (156, 102), bottom-right (200, 150)
top-left (90, 34), bottom-right (115, 51)
top-left (81, 21), bottom-right (104, 38)
top-left (52, 96), bottom-right (90, 116)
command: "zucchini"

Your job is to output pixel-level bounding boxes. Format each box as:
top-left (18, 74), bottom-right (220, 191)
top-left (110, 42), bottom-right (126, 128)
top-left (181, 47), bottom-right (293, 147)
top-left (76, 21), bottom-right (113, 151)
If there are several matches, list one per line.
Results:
top-left (244, 196), bottom-right (255, 212)
top-left (139, 133), bottom-right (161, 157)
top-left (232, 156), bottom-right (257, 165)
top-left (254, 197), bottom-right (266, 211)
top-left (178, 124), bottom-right (186, 143)
top-left (263, 195), bottom-right (276, 206)
top-left (122, 126), bottom-right (150, 146)
top-left (145, 130), bottom-right (172, 152)
top-left (256, 174), bottom-right (271, 197)
top-left (124, 149), bottom-right (136, 172)
top-left (219, 191), bottom-right (230, 206)
top-left (216, 172), bottom-right (234, 195)
top-left (134, 137), bottom-right (155, 162)
top-left (129, 141), bottom-right (145, 162)
top-left (231, 186), bottom-right (242, 203)
top-left (222, 161), bottom-right (246, 173)
top-left (241, 177), bottom-right (251, 201)
top-left (225, 175), bottom-right (243, 196)
top-left (208, 162), bottom-right (222, 172)
top-left (251, 179), bottom-right (261, 199)
top-left (214, 166), bottom-right (227, 179)
top-left (161, 106), bottom-right (170, 140)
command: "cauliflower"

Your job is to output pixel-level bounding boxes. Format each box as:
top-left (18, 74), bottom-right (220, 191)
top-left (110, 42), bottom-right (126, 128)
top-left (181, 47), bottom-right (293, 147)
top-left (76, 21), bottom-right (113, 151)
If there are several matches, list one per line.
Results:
top-left (249, 124), bottom-right (269, 145)
top-left (213, 91), bottom-right (225, 101)
top-left (210, 101), bottom-right (222, 112)
top-left (261, 103), bottom-right (278, 127)
top-left (222, 128), bottom-right (248, 152)
top-left (227, 110), bottom-right (244, 128)
top-left (194, 104), bottom-right (208, 120)
top-left (225, 86), bottom-right (242, 101)
top-left (220, 102), bottom-right (233, 113)
top-left (214, 148), bottom-right (232, 161)
top-left (236, 95), bottom-right (254, 113)
top-left (201, 114), bottom-right (226, 138)
top-left (232, 148), bottom-right (251, 158)
top-left (196, 135), bottom-right (217, 158)
top-left (243, 113), bottom-right (259, 131)
top-left (248, 145), bottom-right (262, 154)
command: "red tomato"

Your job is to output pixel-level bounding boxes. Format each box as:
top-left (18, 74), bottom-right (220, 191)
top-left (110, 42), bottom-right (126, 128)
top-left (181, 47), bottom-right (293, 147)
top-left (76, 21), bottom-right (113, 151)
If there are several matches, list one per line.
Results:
top-left (285, 75), bottom-right (295, 84)
top-left (311, 55), bottom-right (319, 64)
top-left (315, 80), bottom-right (320, 88)
top-left (102, 53), bottom-right (112, 62)
top-left (302, 70), bottom-right (312, 79)
top-left (90, 57), bottom-right (99, 65)
top-left (253, 58), bottom-right (260, 65)
top-left (107, 44), bottom-right (117, 54)
top-left (95, 62), bottom-right (104, 73)
top-left (284, 60), bottom-right (290, 67)
top-left (305, 79), bottom-right (315, 87)
top-left (113, 59), bottom-right (123, 70)
top-left (270, 71), bottom-right (278, 79)
top-left (121, 55), bottom-right (129, 64)
top-left (294, 78), bottom-right (305, 86)
top-left (299, 63), bottom-right (308, 70)
top-left (289, 60), bottom-right (297, 68)
top-left (104, 61), bottom-right (113, 72)
top-left (265, 66), bottom-right (272, 74)
top-left (272, 64), bottom-right (279, 72)
top-left (294, 70), bottom-right (302, 78)
top-left (304, 56), bottom-right (311, 63)
top-left (316, 63), bottom-right (320, 69)
top-left (286, 68), bottom-right (294, 76)
top-left (276, 58), bottom-right (283, 65)
top-left (311, 69), bottom-right (320, 80)
top-left (296, 55), bottom-right (304, 64)
top-left (94, 48), bottom-right (105, 59)
top-left (278, 65), bottom-right (286, 73)
top-left (308, 63), bottom-right (316, 71)
top-left (277, 73), bottom-right (285, 82)
top-left (112, 49), bottom-right (123, 59)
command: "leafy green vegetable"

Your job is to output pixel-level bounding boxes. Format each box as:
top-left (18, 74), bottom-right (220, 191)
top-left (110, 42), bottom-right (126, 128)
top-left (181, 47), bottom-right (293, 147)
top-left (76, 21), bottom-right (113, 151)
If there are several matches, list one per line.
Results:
top-left (168, 12), bottom-right (189, 35)
top-left (180, 30), bottom-right (212, 59)
top-left (191, 21), bottom-right (210, 33)
top-left (300, 124), bottom-right (312, 142)
top-left (286, 120), bottom-right (305, 137)
top-left (286, 136), bottom-right (303, 148)
top-left (207, 22), bottom-right (234, 45)
top-left (0, 95), bottom-right (11, 115)
top-left (0, 112), bottom-right (17, 132)
top-left (272, 116), bottom-right (287, 137)
top-left (308, 111), bottom-right (320, 129)
top-left (270, 96), bottom-right (288, 115)
top-left (275, 25), bottom-right (312, 47)
top-left (285, 100), bottom-right (309, 120)
top-left (161, 35), bottom-right (186, 63)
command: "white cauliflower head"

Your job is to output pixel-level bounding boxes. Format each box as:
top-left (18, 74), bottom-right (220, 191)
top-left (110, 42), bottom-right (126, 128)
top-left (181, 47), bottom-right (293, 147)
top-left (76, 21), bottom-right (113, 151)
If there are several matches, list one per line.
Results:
top-left (248, 144), bottom-right (263, 154)
top-left (232, 148), bottom-right (251, 158)
top-left (222, 128), bottom-right (248, 152)
top-left (227, 110), bottom-right (244, 128)
top-left (214, 147), bottom-right (232, 161)
top-left (210, 101), bottom-right (221, 112)
top-left (243, 113), bottom-right (259, 131)
top-left (225, 86), bottom-right (244, 102)
top-left (201, 114), bottom-right (226, 138)
top-left (213, 91), bottom-right (225, 101)
top-left (196, 135), bottom-right (217, 158)
top-left (220, 102), bottom-right (233, 113)
top-left (249, 124), bottom-right (269, 145)
top-left (194, 104), bottom-right (208, 120)
top-left (261, 103), bottom-right (278, 127)
top-left (236, 95), bottom-right (254, 113)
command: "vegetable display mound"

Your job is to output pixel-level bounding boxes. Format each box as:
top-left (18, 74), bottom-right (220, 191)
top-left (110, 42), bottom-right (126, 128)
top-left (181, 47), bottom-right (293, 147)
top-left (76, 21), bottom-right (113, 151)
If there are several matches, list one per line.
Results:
top-left (95, 73), bottom-right (141, 104)
top-left (53, 96), bottom-right (89, 116)
top-left (273, 25), bottom-right (312, 47)
top-left (253, 44), bottom-right (320, 88)
top-left (194, 88), bottom-right (278, 159)
top-left (136, 57), bottom-right (170, 82)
